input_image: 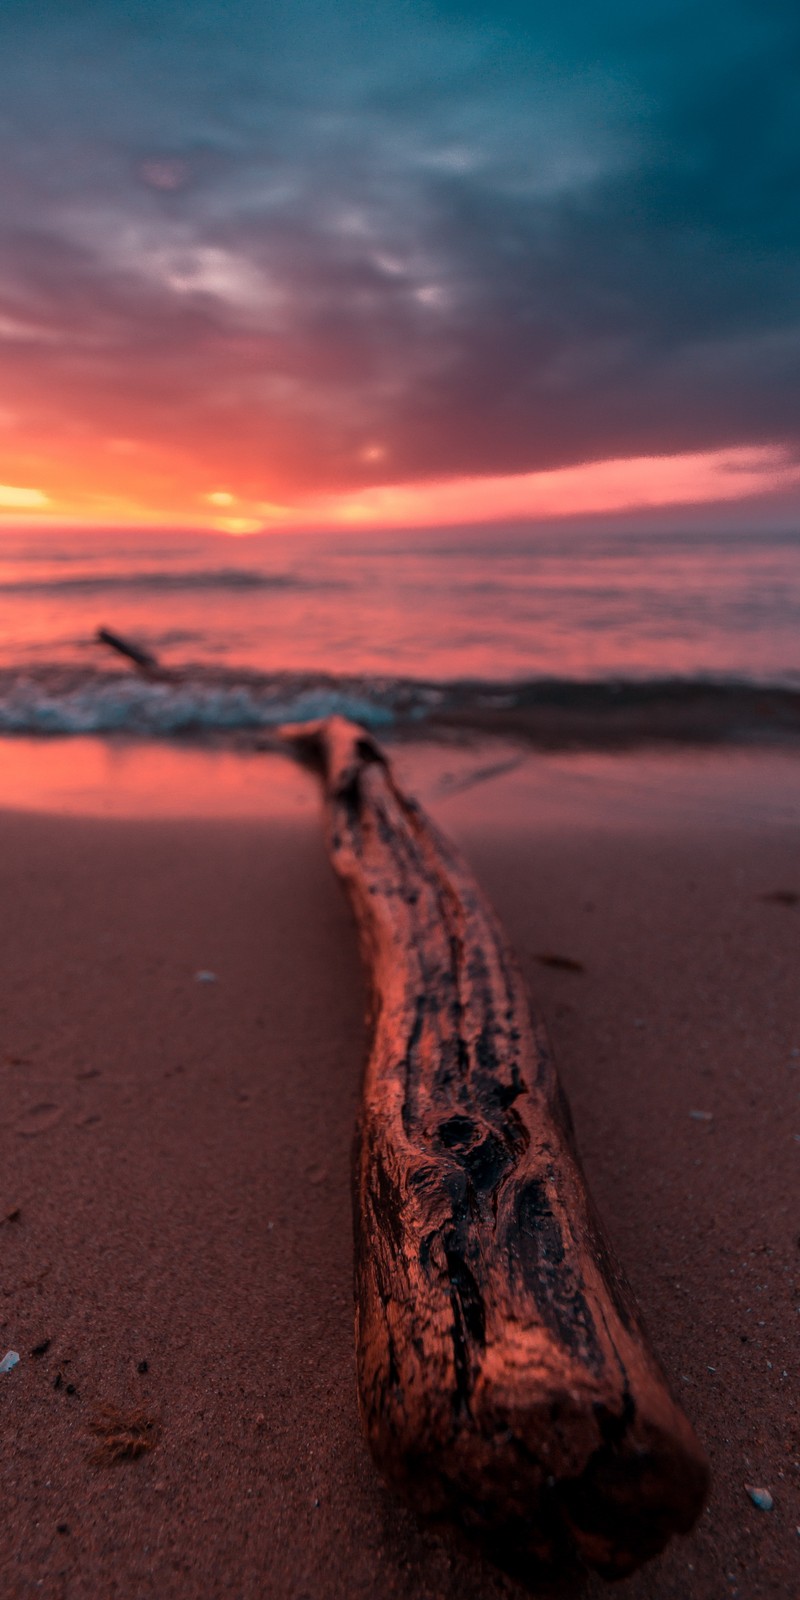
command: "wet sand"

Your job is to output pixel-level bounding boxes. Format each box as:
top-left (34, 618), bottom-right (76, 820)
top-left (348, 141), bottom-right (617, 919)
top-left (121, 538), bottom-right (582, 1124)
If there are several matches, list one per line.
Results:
top-left (0, 745), bottom-right (797, 1598)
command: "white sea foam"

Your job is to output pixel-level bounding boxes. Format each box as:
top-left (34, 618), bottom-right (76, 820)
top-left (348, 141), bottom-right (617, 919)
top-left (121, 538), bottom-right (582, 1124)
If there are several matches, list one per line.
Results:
top-left (0, 673), bottom-right (396, 736)
top-left (0, 666), bottom-right (796, 746)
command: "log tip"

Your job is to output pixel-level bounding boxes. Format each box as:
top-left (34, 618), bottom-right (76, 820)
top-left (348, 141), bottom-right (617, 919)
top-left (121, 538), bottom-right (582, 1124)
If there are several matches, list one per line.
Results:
top-left (555, 1418), bottom-right (710, 1579)
top-left (358, 1309), bottom-right (710, 1579)
top-left (278, 715), bottom-right (386, 796)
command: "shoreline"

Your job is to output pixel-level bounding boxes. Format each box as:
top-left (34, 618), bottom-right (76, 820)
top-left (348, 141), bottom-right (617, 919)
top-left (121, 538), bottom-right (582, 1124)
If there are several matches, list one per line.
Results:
top-left (0, 746), bottom-right (797, 1597)
top-left (0, 666), bottom-right (799, 749)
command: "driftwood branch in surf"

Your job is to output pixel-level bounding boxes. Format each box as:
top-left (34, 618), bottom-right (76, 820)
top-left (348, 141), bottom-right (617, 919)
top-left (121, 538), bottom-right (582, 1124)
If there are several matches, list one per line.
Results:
top-left (284, 715), bottom-right (709, 1581)
top-left (95, 627), bottom-right (179, 681)
top-left (96, 626), bottom-right (159, 672)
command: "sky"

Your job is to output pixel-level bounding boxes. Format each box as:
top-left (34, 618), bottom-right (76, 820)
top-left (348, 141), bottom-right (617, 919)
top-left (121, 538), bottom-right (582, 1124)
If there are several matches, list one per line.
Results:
top-left (0, 0), bottom-right (799, 533)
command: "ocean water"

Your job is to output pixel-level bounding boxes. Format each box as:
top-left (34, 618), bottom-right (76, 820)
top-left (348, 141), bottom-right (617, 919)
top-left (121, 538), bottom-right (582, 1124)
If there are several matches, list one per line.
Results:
top-left (0, 522), bottom-right (797, 738)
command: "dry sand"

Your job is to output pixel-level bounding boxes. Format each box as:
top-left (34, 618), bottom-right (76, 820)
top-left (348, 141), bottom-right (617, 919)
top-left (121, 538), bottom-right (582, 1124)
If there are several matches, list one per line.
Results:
top-left (0, 744), bottom-right (797, 1599)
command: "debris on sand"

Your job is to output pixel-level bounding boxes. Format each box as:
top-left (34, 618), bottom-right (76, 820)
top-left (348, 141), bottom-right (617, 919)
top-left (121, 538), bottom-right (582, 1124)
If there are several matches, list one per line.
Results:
top-left (534, 951), bottom-right (585, 973)
top-left (0, 1351), bottom-right (20, 1374)
top-left (88, 1404), bottom-right (161, 1463)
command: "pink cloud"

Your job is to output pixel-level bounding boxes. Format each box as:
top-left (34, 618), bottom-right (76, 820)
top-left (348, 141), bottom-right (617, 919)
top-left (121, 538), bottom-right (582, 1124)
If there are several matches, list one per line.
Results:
top-left (268, 444), bottom-right (800, 531)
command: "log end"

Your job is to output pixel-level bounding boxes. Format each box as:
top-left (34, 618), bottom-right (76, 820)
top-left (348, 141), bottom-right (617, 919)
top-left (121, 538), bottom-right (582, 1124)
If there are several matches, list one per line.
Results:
top-left (358, 1370), bottom-right (709, 1581)
top-left (354, 1116), bottom-right (710, 1581)
top-left (550, 1393), bottom-right (709, 1578)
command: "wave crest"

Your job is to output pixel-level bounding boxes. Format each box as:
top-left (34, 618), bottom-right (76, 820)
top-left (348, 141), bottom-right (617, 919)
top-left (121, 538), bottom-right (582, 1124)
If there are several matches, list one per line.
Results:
top-left (0, 667), bottom-right (797, 746)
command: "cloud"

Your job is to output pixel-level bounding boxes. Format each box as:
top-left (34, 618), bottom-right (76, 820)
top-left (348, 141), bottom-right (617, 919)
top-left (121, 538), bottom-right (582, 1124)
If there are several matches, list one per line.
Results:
top-left (259, 445), bottom-right (800, 530)
top-left (0, 0), bottom-right (797, 513)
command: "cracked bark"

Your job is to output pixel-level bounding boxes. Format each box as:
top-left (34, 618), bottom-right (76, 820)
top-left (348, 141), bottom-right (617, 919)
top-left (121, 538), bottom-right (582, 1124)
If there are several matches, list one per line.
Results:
top-left (286, 716), bottom-right (709, 1581)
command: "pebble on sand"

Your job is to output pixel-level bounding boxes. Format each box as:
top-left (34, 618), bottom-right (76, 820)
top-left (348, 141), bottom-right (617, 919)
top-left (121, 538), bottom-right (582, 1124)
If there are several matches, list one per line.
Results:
top-left (744, 1485), bottom-right (774, 1511)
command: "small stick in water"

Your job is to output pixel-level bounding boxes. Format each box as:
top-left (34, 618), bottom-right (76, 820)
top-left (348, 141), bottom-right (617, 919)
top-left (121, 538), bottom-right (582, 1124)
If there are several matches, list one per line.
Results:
top-left (284, 715), bottom-right (709, 1581)
top-left (95, 627), bottom-right (180, 682)
top-left (96, 627), bottom-right (160, 674)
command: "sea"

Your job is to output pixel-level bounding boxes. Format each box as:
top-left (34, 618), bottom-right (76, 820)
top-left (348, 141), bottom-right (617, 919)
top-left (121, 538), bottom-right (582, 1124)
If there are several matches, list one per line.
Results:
top-left (0, 521), bottom-right (798, 742)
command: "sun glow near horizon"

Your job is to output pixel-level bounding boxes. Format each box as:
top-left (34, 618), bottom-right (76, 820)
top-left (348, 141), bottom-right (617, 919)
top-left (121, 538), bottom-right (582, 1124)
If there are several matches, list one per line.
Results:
top-left (0, 442), bottom-right (798, 537)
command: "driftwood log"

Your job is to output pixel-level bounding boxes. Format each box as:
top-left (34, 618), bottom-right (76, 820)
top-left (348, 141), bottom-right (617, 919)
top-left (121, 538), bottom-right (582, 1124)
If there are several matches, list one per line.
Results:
top-left (286, 716), bottom-right (709, 1580)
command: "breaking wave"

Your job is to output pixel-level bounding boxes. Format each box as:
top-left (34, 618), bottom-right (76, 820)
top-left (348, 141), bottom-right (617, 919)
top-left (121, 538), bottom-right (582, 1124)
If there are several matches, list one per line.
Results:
top-left (0, 665), bottom-right (798, 746)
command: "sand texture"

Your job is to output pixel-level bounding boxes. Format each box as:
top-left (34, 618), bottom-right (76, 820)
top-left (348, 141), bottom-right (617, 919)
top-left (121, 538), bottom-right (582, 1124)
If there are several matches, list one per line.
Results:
top-left (0, 766), bottom-right (797, 1598)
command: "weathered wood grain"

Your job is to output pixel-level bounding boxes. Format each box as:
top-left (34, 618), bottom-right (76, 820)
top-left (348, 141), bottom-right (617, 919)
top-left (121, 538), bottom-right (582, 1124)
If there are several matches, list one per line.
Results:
top-left (286, 716), bottom-right (709, 1580)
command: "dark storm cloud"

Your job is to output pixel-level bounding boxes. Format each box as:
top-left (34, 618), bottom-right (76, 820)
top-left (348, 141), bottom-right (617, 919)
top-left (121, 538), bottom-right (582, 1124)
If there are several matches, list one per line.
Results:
top-left (0, 0), bottom-right (798, 492)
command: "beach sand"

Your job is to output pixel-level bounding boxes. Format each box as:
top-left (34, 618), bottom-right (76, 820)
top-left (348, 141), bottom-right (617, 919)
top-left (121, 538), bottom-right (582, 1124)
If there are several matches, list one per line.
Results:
top-left (0, 742), bottom-right (797, 1599)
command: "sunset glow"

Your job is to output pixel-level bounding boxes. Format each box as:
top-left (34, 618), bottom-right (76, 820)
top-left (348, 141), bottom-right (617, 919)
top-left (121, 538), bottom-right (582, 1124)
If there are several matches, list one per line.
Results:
top-left (0, 445), bottom-right (798, 536)
top-left (0, 3), bottom-right (798, 542)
